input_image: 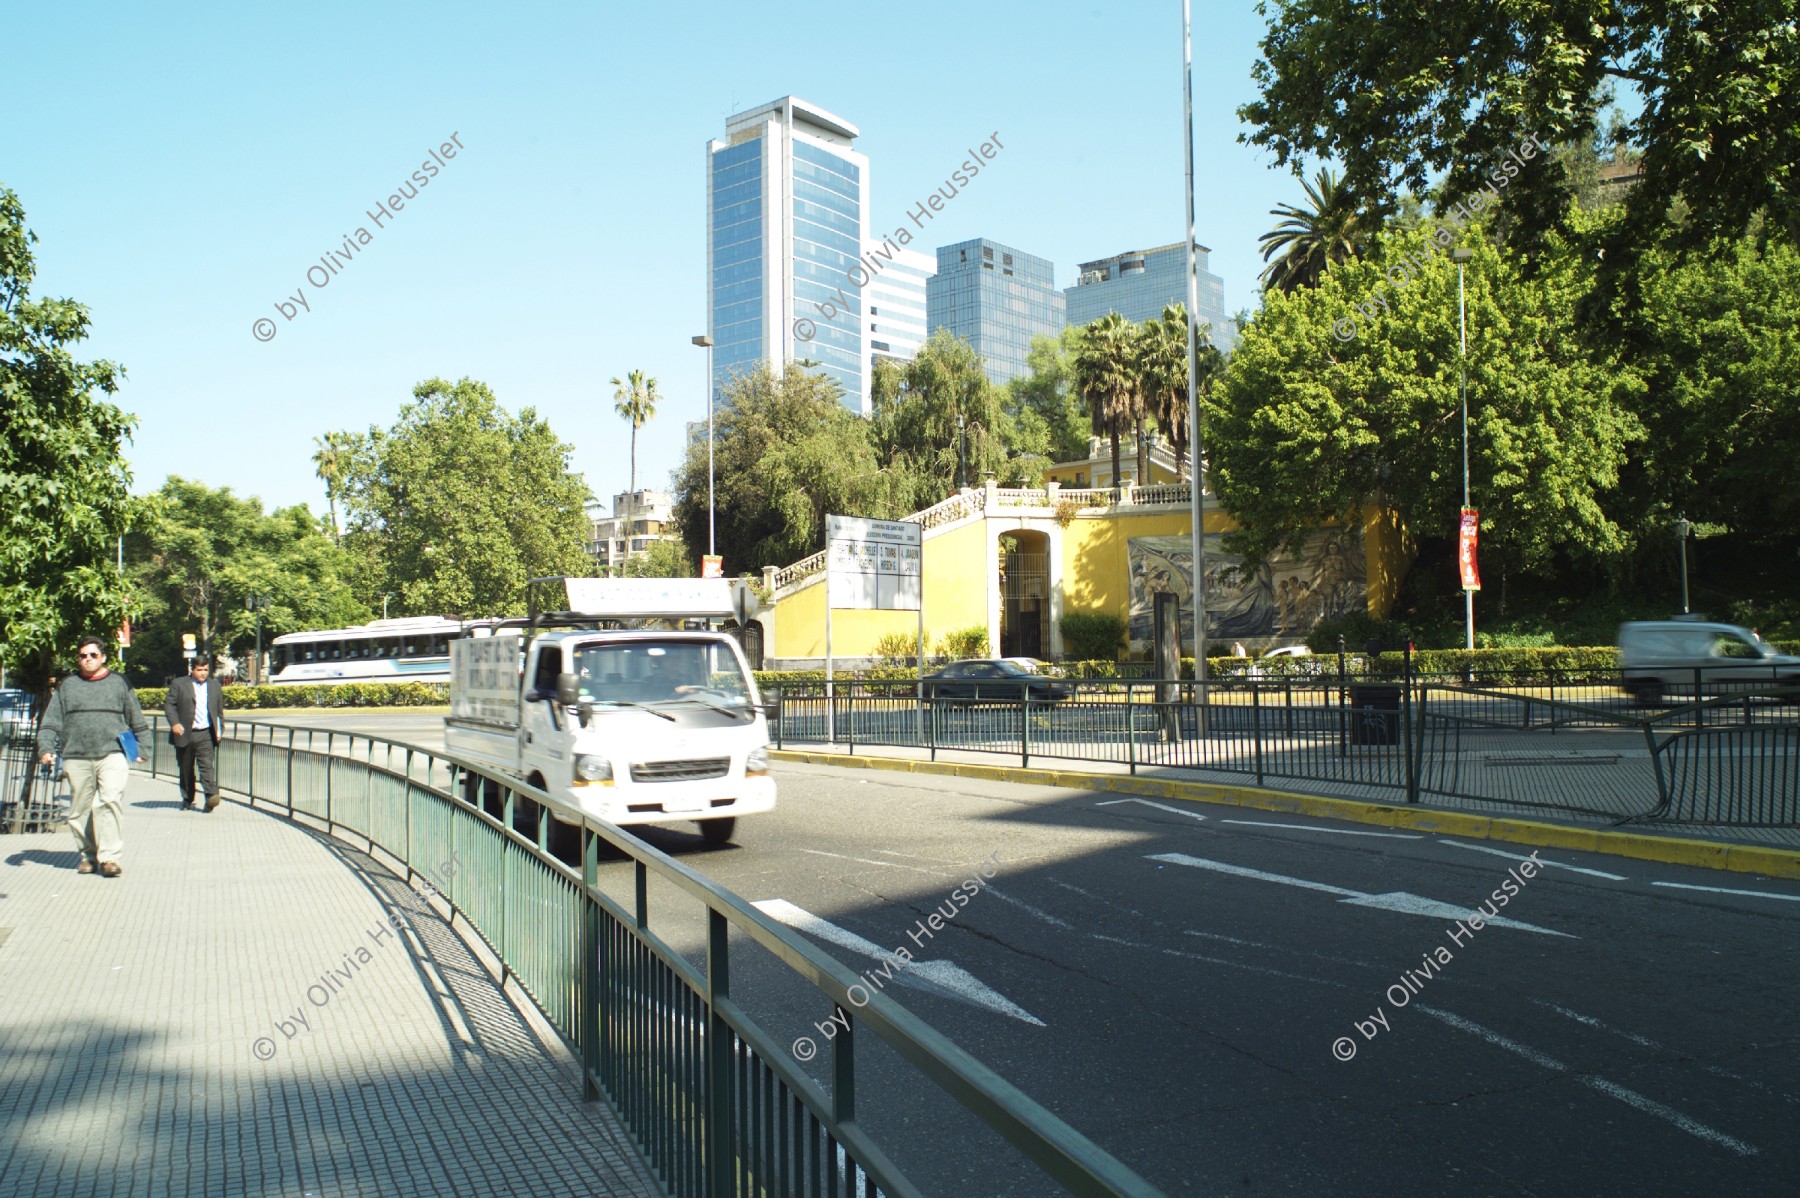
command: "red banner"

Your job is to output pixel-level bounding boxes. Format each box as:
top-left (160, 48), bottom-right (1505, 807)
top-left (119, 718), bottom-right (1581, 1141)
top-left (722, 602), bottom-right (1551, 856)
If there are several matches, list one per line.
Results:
top-left (1458, 508), bottom-right (1482, 591)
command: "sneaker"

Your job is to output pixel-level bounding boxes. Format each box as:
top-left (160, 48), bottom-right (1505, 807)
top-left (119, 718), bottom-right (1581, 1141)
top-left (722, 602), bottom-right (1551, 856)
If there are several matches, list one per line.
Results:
top-left (76, 858), bottom-right (95, 875)
top-left (204, 794), bottom-right (220, 812)
top-left (99, 862), bottom-right (122, 878)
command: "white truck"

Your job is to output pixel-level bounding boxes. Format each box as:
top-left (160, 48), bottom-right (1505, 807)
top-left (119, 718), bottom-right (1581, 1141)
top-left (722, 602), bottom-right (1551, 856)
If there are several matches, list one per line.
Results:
top-left (444, 577), bottom-right (775, 846)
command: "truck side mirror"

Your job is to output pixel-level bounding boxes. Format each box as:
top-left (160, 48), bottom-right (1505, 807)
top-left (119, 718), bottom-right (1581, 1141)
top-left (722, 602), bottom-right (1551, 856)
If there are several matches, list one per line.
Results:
top-left (555, 672), bottom-right (580, 707)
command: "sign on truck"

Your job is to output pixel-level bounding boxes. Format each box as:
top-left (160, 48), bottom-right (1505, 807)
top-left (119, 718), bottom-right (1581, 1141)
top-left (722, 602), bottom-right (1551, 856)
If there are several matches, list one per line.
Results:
top-left (445, 577), bottom-right (774, 847)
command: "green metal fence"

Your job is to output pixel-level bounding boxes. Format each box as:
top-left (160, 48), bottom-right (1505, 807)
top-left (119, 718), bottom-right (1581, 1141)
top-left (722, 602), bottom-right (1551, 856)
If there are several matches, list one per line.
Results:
top-left (767, 679), bottom-right (1800, 828)
top-left (142, 716), bottom-right (1160, 1197)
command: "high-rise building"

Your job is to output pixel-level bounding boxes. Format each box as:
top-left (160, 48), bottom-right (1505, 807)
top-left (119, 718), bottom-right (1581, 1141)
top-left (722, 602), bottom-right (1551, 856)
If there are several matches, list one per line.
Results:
top-left (866, 242), bottom-right (934, 369)
top-left (1063, 241), bottom-right (1234, 353)
top-left (926, 238), bottom-right (1066, 386)
top-left (706, 96), bottom-right (870, 414)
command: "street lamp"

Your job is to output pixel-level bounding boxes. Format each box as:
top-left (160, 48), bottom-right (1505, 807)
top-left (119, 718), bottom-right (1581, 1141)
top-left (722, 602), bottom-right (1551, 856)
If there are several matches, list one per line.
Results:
top-left (246, 593), bottom-right (269, 684)
top-left (692, 334), bottom-right (715, 557)
top-left (1452, 246), bottom-right (1475, 651)
top-left (1674, 514), bottom-right (1692, 613)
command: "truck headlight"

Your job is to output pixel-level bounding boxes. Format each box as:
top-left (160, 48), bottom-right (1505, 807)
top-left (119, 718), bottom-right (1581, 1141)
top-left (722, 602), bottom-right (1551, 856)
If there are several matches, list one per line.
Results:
top-left (574, 755), bottom-right (613, 785)
top-left (746, 746), bottom-right (770, 776)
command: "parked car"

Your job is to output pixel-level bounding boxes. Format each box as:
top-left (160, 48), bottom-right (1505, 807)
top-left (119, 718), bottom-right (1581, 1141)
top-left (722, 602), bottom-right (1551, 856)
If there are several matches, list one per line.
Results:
top-left (924, 660), bottom-right (1074, 705)
top-left (1618, 619), bottom-right (1800, 704)
top-left (0, 689), bottom-right (34, 744)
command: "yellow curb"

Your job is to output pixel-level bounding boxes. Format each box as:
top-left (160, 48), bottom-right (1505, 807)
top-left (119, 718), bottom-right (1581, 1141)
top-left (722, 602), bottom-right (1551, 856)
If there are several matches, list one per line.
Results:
top-left (770, 750), bottom-right (1800, 880)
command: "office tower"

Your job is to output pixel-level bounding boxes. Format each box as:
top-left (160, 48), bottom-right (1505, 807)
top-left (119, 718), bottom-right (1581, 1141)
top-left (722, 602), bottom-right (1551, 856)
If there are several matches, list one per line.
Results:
top-left (706, 96), bottom-right (870, 415)
top-left (1063, 242), bottom-right (1234, 352)
top-left (866, 242), bottom-right (934, 368)
top-left (925, 238), bottom-right (1066, 386)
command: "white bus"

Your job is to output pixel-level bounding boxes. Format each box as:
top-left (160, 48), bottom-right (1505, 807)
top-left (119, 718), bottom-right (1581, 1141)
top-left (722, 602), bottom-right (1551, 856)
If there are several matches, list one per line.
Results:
top-left (267, 617), bottom-right (489, 685)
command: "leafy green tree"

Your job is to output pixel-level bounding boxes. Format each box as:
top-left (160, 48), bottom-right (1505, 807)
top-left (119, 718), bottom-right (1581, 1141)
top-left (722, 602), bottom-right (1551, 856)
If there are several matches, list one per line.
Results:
top-left (123, 478), bottom-right (366, 682)
top-left (610, 369), bottom-right (660, 495)
top-left (332, 378), bottom-right (592, 617)
top-left (1005, 327), bottom-right (1091, 467)
top-left (1208, 223), bottom-right (1644, 584)
top-left (670, 363), bottom-right (905, 572)
top-left (619, 537), bottom-right (694, 578)
top-left (870, 329), bottom-right (1013, 503)
top-left (1257, 167), bottom-right (1372, 293)
top-left (1072, 313), bottom-right (1141, 487)
top-left (1240, 0), bottom-right (1800, 256)
top-left (0, 188), bottom-right (137, 694)
top-left (1612, 229), bottom-right (1800, 558)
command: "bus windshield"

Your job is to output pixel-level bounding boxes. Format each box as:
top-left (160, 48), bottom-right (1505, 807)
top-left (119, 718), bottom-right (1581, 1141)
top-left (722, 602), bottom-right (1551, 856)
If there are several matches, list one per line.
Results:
top-left (572, 640), bottom-right (752, 708)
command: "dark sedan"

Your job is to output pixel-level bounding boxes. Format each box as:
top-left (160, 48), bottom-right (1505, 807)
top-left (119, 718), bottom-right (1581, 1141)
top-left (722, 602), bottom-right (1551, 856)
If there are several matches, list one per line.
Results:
top-left (923, 659), bottom-right (1074, 705)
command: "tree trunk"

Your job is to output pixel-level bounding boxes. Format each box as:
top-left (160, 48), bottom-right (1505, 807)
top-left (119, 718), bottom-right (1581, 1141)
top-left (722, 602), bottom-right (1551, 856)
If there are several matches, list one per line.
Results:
top-left (1109, 424), bottom-right (1122, 495)
top-left (629, 426), bottom-right (637, 495)
top-left (1136, 419), bottom-right (1149, 486)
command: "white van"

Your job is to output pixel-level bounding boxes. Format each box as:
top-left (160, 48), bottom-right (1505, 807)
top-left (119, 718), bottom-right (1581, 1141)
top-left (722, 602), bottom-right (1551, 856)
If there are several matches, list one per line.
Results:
top-left (1617, 619), bottom-right (1800, 704)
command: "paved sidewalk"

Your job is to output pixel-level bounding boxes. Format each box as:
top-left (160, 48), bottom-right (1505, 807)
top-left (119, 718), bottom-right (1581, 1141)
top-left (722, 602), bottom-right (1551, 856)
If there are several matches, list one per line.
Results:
top-left (0, 772), bottom-right (663, 1198)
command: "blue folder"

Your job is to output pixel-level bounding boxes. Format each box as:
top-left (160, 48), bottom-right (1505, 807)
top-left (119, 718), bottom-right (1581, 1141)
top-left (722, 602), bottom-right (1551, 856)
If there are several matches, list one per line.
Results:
top-left (118, 729), bottom-right (139, 761)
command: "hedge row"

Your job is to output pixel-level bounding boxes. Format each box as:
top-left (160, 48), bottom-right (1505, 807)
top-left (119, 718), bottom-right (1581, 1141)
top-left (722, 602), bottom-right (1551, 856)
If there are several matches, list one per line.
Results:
top-left (136, 682), bottom-right (449, 711)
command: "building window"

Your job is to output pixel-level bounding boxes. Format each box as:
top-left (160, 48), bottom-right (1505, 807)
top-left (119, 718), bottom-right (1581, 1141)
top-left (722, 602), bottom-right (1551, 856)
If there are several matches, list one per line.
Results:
top-left (1003, 253), bottom-right (1013, 266)
top-left (982, 247), bottom-right (993, 261)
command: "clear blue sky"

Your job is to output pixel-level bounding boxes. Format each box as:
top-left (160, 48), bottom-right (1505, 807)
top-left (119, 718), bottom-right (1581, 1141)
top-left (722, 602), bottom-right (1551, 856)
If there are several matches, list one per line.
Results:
top-left (5, 0), bottom-right (1309, 520)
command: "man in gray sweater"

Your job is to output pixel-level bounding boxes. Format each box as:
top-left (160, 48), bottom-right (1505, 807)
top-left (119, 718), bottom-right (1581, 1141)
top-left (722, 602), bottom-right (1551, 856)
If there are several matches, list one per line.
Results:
top-left (38, 635), bottom-right (151, 878)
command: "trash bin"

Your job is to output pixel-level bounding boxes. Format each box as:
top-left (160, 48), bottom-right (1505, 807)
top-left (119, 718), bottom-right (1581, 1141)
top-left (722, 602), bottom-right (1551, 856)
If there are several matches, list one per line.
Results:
top-left (1348, 684), bottom-right (1402, 745)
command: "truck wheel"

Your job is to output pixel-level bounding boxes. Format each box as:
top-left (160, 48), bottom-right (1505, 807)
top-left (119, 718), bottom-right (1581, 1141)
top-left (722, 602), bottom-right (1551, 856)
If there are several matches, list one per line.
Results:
top-left (699, 817), bottom-right (736, 846)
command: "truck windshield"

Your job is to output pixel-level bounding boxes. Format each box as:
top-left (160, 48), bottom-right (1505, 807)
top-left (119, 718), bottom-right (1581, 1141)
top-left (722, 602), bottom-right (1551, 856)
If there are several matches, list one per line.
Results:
top-left (572, 640), bottom-right (753, 708)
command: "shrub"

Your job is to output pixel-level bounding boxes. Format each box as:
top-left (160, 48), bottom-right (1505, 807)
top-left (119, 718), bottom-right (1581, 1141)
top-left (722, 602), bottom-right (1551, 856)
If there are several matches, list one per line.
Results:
top-left (138, 682), bottom-right (450, 711)
top-left (937, 626), bottom-right (991, 659)
top-left (873, 631), bottom-right (922, 665)
top-left (1305, 612), bottom-right (1411, 654)
top-left (1059, 611), bottom-right (1126, 662)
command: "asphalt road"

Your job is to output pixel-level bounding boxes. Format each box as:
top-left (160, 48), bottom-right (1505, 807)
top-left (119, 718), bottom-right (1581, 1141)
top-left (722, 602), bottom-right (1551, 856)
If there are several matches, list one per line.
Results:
top-left (233, 710), bottom-right (1800, 1195)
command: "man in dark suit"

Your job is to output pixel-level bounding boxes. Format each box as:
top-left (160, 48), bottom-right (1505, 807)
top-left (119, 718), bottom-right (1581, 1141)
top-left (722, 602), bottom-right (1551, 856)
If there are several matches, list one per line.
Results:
top-left (165, 658), bottom-right (224, 811)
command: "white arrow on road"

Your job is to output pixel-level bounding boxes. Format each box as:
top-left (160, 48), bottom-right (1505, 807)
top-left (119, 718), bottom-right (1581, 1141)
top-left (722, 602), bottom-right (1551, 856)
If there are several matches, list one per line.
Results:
top-left (1096, 798), bottom-right (1208, 821)
top-left (752, 899), bottom-right (1046, 1025)
top-left (1147, 852), bottom-right (1575, 937)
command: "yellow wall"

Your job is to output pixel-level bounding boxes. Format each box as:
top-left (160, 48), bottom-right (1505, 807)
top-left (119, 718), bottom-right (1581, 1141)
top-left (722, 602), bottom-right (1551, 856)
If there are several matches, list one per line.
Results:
top-left (769, 503), bottom-right (1414, 659)
top-left (1361, 504), bottom-right (1414, 619)
top-left (770, 518), bottom-right (991, 658)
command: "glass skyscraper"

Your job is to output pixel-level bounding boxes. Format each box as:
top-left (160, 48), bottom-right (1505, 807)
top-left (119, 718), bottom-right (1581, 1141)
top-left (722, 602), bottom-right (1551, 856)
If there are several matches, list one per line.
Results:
top-left (706, 97), bottom-right (870, 414)
top-left (1063, 241), bottom-right (1235, 353)
top-left (925, 238), bottom-right (1066, 386)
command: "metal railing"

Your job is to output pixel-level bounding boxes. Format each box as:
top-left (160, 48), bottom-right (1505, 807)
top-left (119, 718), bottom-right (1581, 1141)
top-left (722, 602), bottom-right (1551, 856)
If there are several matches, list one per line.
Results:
top-left (766, 678), bottom-right (1800, 828)
top-left (136, 717), bottom-right (1159, 1197)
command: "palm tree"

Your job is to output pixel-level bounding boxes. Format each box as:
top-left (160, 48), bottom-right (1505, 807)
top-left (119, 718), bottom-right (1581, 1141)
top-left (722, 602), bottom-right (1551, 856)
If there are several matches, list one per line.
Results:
top-left (610, 370), bottom-right (661, 495)
top-left (1258, 167), bottom-right (1370, 293)
top-left (1136, 305), bottom-right (1227, 482)
top-left (1072, 313), bottom-right (1140, 490)
top-left (311, 433), bottom-right (348, 544)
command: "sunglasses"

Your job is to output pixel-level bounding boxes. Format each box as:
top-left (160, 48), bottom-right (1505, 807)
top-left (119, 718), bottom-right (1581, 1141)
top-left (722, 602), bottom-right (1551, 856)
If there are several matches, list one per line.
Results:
top-left (78, 651), bottom-right (105, 660)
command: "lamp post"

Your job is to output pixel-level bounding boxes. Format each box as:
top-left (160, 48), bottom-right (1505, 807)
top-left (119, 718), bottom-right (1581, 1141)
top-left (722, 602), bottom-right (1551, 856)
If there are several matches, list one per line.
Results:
top-left (692, 334), bottom-right (716, 557)
top-left (1182, 0), bottom-right (1209, 687)
top-left (1452, 246), bottom-right (1474, 651)
top-left (1674, 514), bottom-right (1692, 613)
top-left (957, 410), bottom-right (967, 490)
top-left (246, 593), bottom-right (268, 684)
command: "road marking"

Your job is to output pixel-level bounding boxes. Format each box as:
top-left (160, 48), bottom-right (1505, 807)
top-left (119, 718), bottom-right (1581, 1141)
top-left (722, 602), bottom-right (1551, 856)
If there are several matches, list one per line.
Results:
top-left (1417, 1006), bottom-right (1758, 1157)
top-left (1096, 798), bottom-right (1207, 821)
top-left (1147, 852), bottom-right (1575, 937)
top-left (1182, 929), bottom-right (1375, 969)
top-left (1089, 933), bottom-right (1348, 988)
top-left (1221, 819), bottom-right (1423, 839)
top-left (798, 848), bottom-right (940, 875)
top-left (979, 884), bottom-right (1072, 929)
top-left (1528, 999), bottom-right (1661, 1049)
top-left (1439, 839), bottom-right (1626, 880)
top-left (752, 900), bottom-right (1045, 1026)
top-left (1650, 881), bottom-right (1800, 903)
